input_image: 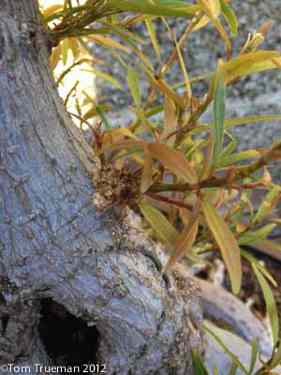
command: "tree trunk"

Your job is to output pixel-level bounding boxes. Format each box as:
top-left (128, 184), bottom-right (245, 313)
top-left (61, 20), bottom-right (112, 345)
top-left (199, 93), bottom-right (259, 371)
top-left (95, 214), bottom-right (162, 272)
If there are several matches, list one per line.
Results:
top-left (0, 1), bottom-right (202, 373)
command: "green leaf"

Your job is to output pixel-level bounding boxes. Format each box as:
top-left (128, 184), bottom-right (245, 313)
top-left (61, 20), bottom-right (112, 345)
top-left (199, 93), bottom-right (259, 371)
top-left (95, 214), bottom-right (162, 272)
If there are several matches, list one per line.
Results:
top-left (252, 264), bottom-right (279, 346)
top-left (227, 362), bottom-right (238, 375)
top-left (145, 17), bottom-right (161, 61)
top-left (203, 322), bottom-right (249, 373)
top-left (213, 71), bottom-right (225, 164)
top-left (202, 199), bottom-right (242, 294)
top-left (95, 105), bottom-right (112, 130)
top-left (90, 69), bottom-right (123, 90)
top-left (248, 339), bottom-right (259, 374)
top-left (108, 0), bottom-right (200, 17)
top-left (219, 0), bottom-right (238, 36)
top-left (218, 149), bottom-right (260, 168)
top-left (224, 114), bottom-right (281, 129)
top-left (191, 350), bottom-right (209, 375)
top-left (253, 185), bottom-right (281, 224)
top-left (219, 135), bottom-right (237, 160)
top-left (127, 66), bottom-right (141, 108)
top-left (269, 341), bottom-right (281, 369)
top-left (238, 224), bottom-right (277, 246)
top-left (242, 250), bottom-right (277, 287)
top-left (138, 199), bottom-right (178, 247)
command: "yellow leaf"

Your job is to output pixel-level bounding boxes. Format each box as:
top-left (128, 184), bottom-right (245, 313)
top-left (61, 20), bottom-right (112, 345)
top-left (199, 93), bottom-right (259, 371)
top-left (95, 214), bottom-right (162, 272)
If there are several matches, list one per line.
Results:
top-left (127, 66), bottom-right (141, 108)
top-left (192, 15), bottom-right (210, 32)
top-left (92, 69), bottom-right (123, 90)
top-left (145, 17), bottom-right (161, 61)
top-left (150, 76), bottom-right (185, 109)
top-left (202, 199), bottom-right (242, 294)
top-left (165, 213), bottom-right (199, 270)
top-left (42, 4), bottom-right (63, 20)
top-left (174, 36), bottom-right (192, 103)
top-left (87, 35), bottom-right (129, 53)
top-left (141, 146), bottom-right (153, 193)
top-left (139, 199), bottom-right (178, 248)
top-left (161, 96), bottom-right (177, 145)
top-left (61, 38), bottom-right (70, 65)
top-left (102, 139), bottom-right (144, 153)
top-left (102, 128), bottom-right (138, 148)
top-left (222, 50), bottom-right (281, 83)
top-left (49, 44), bottom-right (61, 71)
top-left (68, 37), bottom-right (81, 60)
top-left (197, 0), bottom-right (221, 19)
top-left (208, 0), bottom-right (221, 16)
top-left (179, 207), bottom-right (193, 227)
top-left (148, 143), bottom-right (198, 184)
top-left (197, 0), bottom-right (230, 52)
top-left (224, 114), bottom-right (281, 128)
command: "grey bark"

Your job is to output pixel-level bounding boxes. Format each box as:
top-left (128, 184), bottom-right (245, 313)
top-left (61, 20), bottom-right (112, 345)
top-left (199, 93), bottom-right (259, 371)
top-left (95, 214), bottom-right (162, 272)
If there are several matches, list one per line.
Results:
top-left (0, 1), bottom-right (203, 374)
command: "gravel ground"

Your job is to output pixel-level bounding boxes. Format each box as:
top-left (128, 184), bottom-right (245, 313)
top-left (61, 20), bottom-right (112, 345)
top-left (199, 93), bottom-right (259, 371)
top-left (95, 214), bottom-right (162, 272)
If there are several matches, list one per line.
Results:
top-left (94, 1), bottom-right (281, 179)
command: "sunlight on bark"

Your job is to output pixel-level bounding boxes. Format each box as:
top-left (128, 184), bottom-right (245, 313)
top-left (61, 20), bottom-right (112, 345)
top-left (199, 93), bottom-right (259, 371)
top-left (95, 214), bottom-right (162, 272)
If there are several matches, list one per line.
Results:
top-left (40, 0), bottom-right (97, 128)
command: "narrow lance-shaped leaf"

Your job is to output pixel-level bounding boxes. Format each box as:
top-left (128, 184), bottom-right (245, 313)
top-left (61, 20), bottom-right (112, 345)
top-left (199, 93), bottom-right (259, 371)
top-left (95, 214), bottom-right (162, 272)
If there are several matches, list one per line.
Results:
top-left (238, 224), bottom-right (277, 246)
top-left (174, 35), bottom-right (192, 102)
top-left (108, 0), bottom-right (200, 17)
top-left (222, 50), bottom-right (281, 83)
top-left (161, 95), bottom-right (177, 146)
top-left (227, 363), bottom-right (238, 375)
top-left (42, 4), bottom-right (64, 20)
top-left (203, 322), bottom-right (249, 373)
top-left (253, 185), bottom-right (281, 224)
top-left (213, 69), bottom-right (226, 164)
top-left (268, 341), bottom-right (281, 369)
top-left (202, 199), bottom-right (242, 294)
top-left (248, 339), bottom-right (259, 374)
top-left (87, 35), bottom-right (129, 53)
top-left (197, 0), bottom-right (231, 52)
top-left (149, 75), bottom-right (185, 109)
top-left (218, 149), bottom-right (260, 168)
top-left (219, 0), bottom-right (238, 36)
top-left (251, 239), bottom-right (281, 262)
top-left (164, 212), bottom-right (199, 271)
top-left (224, 114), bottom-right (281, 128)
top-left (252, 264), bottom-right (279, 346)
top-left (198, 114), bottom-right (281, 133)
top-left (50, 44), bottom-right (61, 71)
top-left (91, 69), bottom-right (123, 90)
top-left (145, 17), bottom-right (161, 62)
top-left (127, 66), bottom-right (141, 107)
top-left (138, 199), bottom-right (178, 248)
top-left (191, 350), bottom-right (209, 375)
top-left (148, 143), bottom-right (198, 184)
top-left (141, 146), bottom-right (153, 193)
top-left (242, 250), bottom-right (277, 287)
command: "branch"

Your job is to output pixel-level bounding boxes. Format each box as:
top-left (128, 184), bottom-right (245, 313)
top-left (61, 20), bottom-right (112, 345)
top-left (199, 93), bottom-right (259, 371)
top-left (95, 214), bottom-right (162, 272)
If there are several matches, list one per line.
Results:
top-left (149, 141), bottom-right (281, 194)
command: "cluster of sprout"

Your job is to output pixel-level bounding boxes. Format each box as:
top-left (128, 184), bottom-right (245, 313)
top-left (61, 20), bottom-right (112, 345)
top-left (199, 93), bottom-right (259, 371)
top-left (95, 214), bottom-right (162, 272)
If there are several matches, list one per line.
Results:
top-left (41, 1), bottom-right (281, 372)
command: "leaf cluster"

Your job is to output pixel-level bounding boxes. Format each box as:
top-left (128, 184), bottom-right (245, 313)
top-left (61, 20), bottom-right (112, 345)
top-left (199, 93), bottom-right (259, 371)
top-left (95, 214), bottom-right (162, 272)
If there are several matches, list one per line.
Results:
top-left (41, 0), bottom-right (281, 370)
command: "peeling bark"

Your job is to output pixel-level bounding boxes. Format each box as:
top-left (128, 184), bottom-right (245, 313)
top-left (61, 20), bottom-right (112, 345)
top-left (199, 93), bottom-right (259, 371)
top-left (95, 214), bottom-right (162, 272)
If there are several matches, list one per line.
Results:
top-left (0, 1), bottom-right (202, 373)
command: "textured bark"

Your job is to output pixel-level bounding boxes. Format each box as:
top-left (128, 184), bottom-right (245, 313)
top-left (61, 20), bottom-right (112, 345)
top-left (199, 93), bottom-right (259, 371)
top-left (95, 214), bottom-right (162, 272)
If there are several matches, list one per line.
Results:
top-left (0, 1), bottom-right (202, 373)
